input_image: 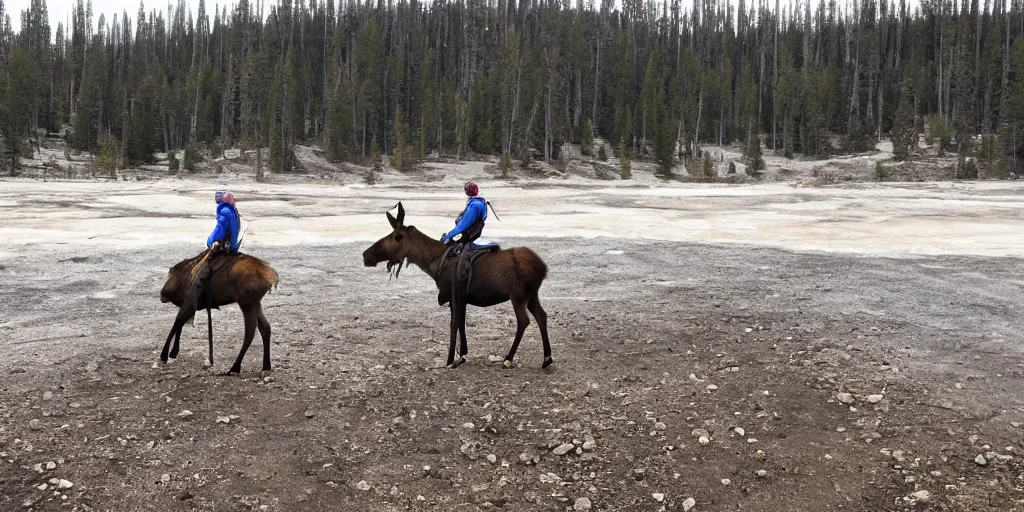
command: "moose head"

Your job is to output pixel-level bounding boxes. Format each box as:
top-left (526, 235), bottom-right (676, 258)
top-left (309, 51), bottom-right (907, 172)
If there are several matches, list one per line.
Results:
top-left (362, 202), bottom-right (417, 278)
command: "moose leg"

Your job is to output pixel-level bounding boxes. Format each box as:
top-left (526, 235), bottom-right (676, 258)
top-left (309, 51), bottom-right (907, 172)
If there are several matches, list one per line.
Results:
top-left (502, 298), bottom-right (531, 368)
top-left (451, 300), bottom-right (468, 368)
top-left (228, 306), bottom-right (258, 375)
top-left (168, 315), bottom-right (189, 359)
top-left (446, 302), bottom-right (459, 367)
top-left (161, 305), bottom-right (194, 363)
top-left (528, 296), bottom-right (554, 368)
top-left (255, 303), bottom-right (272, 372)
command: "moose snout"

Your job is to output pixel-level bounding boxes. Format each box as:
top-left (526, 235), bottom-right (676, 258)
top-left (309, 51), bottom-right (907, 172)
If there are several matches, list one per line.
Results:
top-left (362, 250), bottom-right (377, 267)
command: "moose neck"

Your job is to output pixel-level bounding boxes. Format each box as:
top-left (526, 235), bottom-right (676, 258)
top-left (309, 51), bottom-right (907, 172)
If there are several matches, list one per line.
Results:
top-left (403, 228), bottom-right (448, 282)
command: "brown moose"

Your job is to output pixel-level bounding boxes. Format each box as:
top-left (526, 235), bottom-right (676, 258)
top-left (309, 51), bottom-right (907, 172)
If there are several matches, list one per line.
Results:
top-left (159, 251), bottom-right (279, 373)
top-left (362, 202), bottom-right (553, 369)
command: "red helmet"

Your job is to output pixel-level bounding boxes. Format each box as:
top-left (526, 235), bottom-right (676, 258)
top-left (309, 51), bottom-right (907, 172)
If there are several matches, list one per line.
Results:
top-left (464, 182), bottom-right (479, 197)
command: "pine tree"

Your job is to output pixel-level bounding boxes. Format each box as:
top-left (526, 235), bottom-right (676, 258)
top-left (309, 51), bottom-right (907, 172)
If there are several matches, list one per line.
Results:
top-left (892, 82), bottom-right (916, 161)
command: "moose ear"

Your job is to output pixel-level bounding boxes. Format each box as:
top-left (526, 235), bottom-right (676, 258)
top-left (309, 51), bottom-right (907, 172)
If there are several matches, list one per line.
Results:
top-left (396, 202), bottom-right (406, 226)
top-left (386, 210), bottom-right (398, 229)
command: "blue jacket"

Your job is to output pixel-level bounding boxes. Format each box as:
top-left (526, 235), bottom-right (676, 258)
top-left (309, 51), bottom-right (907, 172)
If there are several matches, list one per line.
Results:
top-left (207, 202), bottom-right (241, 251)
top-left (444, 197), bottom-right (487, 243)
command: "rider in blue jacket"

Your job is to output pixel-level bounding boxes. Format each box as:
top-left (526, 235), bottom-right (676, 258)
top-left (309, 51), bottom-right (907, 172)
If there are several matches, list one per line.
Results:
top-left (207, 191), bottom-right (241, 253)
top-left (442, 182), bottom-right (488, 245)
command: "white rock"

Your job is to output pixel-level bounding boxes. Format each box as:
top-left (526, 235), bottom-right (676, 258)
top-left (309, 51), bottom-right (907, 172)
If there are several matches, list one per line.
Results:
top-left (706, 384), bottom-right (719, 391)
top-left (45, 462), bottom-right (56, 470)
top-left (32, 463), bottom-right (43, 473)
top-left (974, 454), bottom-right (988, 466)
top-left (42, 391), bottom-right (53, 401)
top-left (486, 454), bottom-right (497, 464)
top-left (56, 479), bottom-right (73, 490)
top-left (177, 410), bottom-right (193, 420)
top-left (652, 493), bottom-right (665, 502)
top-left (35, 483), bottom-right (48, 491)
top-left (553, 443), bottom-right (575, 455)
top-left (698, 436), bottom-right (710, 445)
top-left (836, 393), bottom-right (854, 404)
top-left (691, 429), bottom-right (710, 439)
top-left (733, 427), bottom-right (745, 437)
top-left (867, 394), bottom-right (883, 404)
top-left (682, 497), bottom-right (696, 511)
top-left (461, 422), bottom-right (475, 429)
top-left (356, 480), bottom-right (371, 491)
top-left (160, 474), bottom-right (170, 483)
top-left (29, 419), bottom-right (42, 431)
top-left (582, 440), bottom-right (596, 451)
top-left (573, 497), bottom-right (592, 511)
top-left (911, 490), bottom-right (931, 503)
top-left (488, 355), bottom-right (503, 363)
top-left (756, 470), bottom-right (768, 478)
top-left (654, 422), bottom-right (667, 430)
top-left (215, 416), bottom-right (231, 424)
top-left (721, 479), bottom-right (732, 486)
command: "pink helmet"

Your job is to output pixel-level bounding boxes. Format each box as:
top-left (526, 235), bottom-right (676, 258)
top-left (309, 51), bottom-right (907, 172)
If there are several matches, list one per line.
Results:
top-left (464, 182), bottom-right (479, 197)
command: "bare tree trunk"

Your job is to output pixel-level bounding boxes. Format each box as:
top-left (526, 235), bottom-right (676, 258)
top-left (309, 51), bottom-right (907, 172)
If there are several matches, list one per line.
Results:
top-left (772, 0), bottom-right (779, 151)
top-left (693, 92), bottom-right (703, 156)
top-left (592, 34), bottom-right (600, 126)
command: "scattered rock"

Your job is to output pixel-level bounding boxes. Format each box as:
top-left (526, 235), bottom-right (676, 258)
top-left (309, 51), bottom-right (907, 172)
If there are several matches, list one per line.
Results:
top-left (1011, 422), bottom-right (1021, 428)
top-left (582, 440), bottom-right (596, 451)
top-left (733, 427), bottom-right (745, 437)
top-left (867, 394), bottom-right (884, 404)
top-left (756, 470), bottom-right (768, 478)
top-left (836, 393), bottom-right (854, 404)
top-left (654, 422), bottom-right (667, 431)
top-left (706, 384), bottom-right (719, 391)
top-left (698, 436), bottom-right (710, 445)
top-left (975, 454), bottom-right (988, 466)
top-left (304, 410), bottom-right (316, 419)
top-left (721, 479), bottom-right (732, 486)
top-left (45, 462), bottom-right (56, 470)
top-left (35, 483), bottom-right (48, 491)
top-left (28, 419), bottom-right (42, 431)
top-left (160, 474), bottom-right (171, 483)
top-left (691, 429), bottom-right (710, 439)
top-left (461, 422), bottom-right (475, 429)
top-left (488, 355), bottom-right (503, 363)
top-left (215, 416), bottom-right (231, 424)
top-left (356, 480), bottom-right (371, 491)
top-left (32, 463), bottom-right (43, 473)
top-left (553, 443), bottom-right (575, 455)
top-left (56, 479), bottom-right (73, 490)
top-left (911, 490), bottom-right (931, 503)
top-left (42, 391), bottom-right (53, 401)
top-left (177, 410), bottom-right (193, 420)
top-left (486, 454), bottom-right (498, 464)
top-left (682, 497), bottom-right (696, 511)
top-left (573, 497), bottom-right (592, 511)
top-left (652, 493), bottom-right (665, 502)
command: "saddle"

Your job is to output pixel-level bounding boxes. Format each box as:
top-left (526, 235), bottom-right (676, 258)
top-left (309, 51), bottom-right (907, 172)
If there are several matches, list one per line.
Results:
top-left (444, 243), bottom-right (500, 297)
top-left (195, 250), bottom-right (240, 311)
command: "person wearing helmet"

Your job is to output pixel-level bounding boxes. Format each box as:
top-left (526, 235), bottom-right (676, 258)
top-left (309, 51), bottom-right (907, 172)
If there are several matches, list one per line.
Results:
top-left (441, 182), bottom-right (489, 246)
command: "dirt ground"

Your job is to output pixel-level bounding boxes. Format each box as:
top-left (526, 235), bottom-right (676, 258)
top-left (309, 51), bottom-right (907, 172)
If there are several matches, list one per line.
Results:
top-left (2, 171), bottom-right (1024, 512)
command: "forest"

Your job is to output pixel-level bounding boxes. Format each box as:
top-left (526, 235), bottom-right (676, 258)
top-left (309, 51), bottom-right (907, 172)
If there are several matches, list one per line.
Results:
top-left (1, 0), bottom-right (1023, 176)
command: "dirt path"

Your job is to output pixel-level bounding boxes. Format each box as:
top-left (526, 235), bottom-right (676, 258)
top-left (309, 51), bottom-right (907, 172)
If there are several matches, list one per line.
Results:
top-left (1, 178), bottom-right (1023, 511)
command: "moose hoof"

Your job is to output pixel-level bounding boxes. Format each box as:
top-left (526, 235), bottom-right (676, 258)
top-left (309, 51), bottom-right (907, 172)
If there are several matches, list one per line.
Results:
top-left (542, 356), bottom-right (554, 368)
top-left (448, 357), bottom-right (466, 369)
top-left (502, 359), bottom-right (515, 369)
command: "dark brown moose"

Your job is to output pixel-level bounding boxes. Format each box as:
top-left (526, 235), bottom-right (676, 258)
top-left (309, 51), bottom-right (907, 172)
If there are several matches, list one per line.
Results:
top-left (362, 202), bottom-right (553, 369)
top-left (159, 252), bottom-right (279, 373)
